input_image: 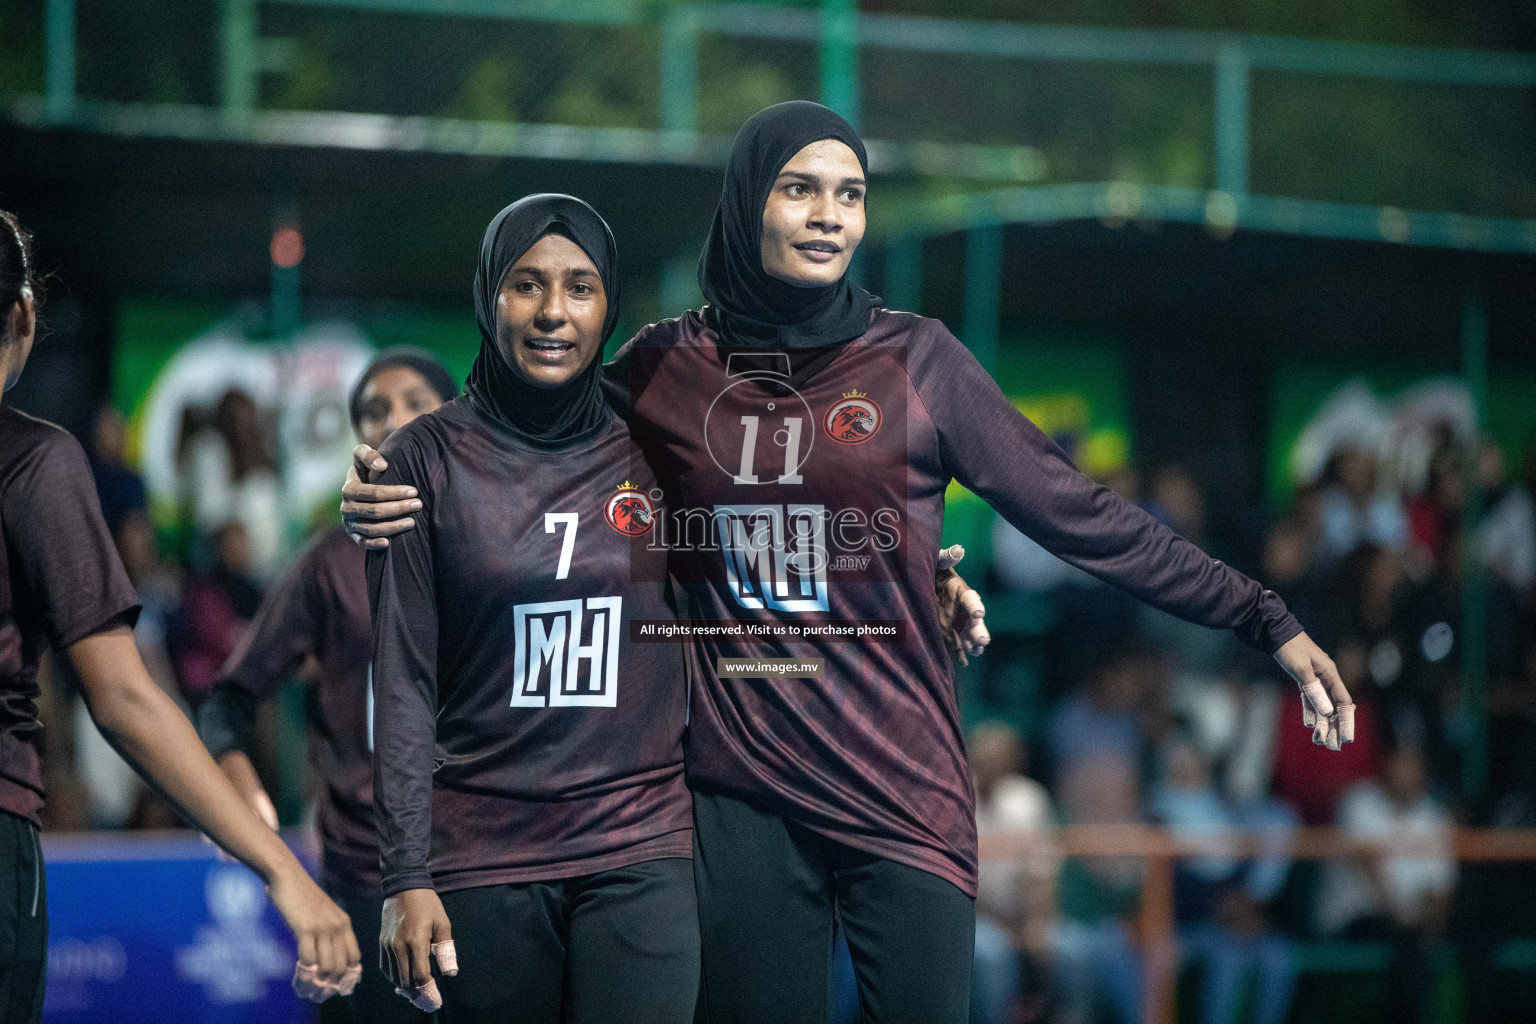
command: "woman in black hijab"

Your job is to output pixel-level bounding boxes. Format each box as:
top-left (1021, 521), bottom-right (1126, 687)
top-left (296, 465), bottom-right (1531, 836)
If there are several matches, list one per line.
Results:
top-left (635, 102), bottom-right (1346, 1024)
top-left (695, 99), bottom-right (879, 350)
top-left (365, 194), bottom-right (698, 1023)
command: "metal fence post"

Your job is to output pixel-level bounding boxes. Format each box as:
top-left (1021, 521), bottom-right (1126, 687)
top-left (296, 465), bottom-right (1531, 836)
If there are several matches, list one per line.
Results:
top-left (44, 0), bottom-right (75, 120)
top-left (1461, 286), bottom-right (1489, 808)
top-left (1140, 845), bottom-right (1177, 1024)
top-left (962, 223), bottom-right (1002, 370)
top-left (821, 0), bottom-right (860, 129)
top-left (221, 0), bottom-right (258, 119)
top-left (1214, 40), bottom-right (1250, 199)
top-left (661, 4), bottom-right (699, 143)
top-left (884, 237), bottom-right (923, 313)
top-left (270, 210), bottom-right (302, 338)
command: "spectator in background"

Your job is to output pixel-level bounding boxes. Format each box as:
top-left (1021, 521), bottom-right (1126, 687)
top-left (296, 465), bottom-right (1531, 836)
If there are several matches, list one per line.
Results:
top-left (89, 405), bottom-right (147, 535)
top-left (990, 456), bottom-right (1141, 702)
top-left (1048, 646), bottom-right (1159, 784)
top-left (1152, 736), bottom-right (1297, 1024)
top-left (1488, 595), bottom-right (1536, 822)
top-left (1317, 445), bottom-right (1408, 561)
top-left (971, 722), bottom-right (1059, 1024)
top-left (1274, 539), bottom-right (1434, 822)
top-left (1477, 438), bottom-right (1536, 597)
top-left (71, 510), bottom-right (186, 828)
top-left (1261, 484), bottom-right (1327, 640)
top-left (178, 388), bottom-right (283, 578)
top-left (113, 511), bottom-right (181, 693)
top-left (173, 521), bottom-right (263, 703)
top-left (1318, 741), bottom-right (1455, 1024)
top-left (1053, 754), bottom-right (1145, 1024)
top-left (1139, 467), bottom-right (1243, 675)
top-left (1142, 465), bottom-right (1205, 543)
top-left (1271, 563), bottom-right (1382, 826)
top-left (1407, 440), bottom-right (1465, 575)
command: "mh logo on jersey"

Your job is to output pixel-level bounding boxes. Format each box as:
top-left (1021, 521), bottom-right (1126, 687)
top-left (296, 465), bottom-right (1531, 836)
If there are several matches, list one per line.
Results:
top-left (712, 504), bottom-right (829, 612)
top-left (604, 481), bottom-right (655, 536)
top-left (511, 597), bottom-right (622, 707)
top-left (824, 390), bottom-right (881, 445)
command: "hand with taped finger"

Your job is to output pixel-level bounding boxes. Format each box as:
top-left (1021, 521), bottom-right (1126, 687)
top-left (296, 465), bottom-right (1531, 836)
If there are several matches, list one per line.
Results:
top-left (935, 545), bottom-right (990, 667)
top-left (1272, 631), bottom-right (1355, 751)
top-left (264, 865), bottom-right (362, 1003)
top-left (381, 888), bottom-right (458, 1012)
top-left (292, 961), bottom-right (362, 1002)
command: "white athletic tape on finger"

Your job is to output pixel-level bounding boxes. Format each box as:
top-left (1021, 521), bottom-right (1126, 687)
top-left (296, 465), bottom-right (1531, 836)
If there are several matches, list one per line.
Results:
top-left (335, 964), bottom-right (362, 997)
top-left (1300, 680), bottom-right (1334, 717)
top-left (293, 962), bottom-right (340, 1003)
top-left (433, 940), bottom-right (458, 976)
top-left (396, 979), bottom-right (442, 1012)
top-left (937, 545), bottom-right (965, 571)
top-left (1336, 704), bottom-right (1356, 744)
top-left (1313, 713), bottom-right (1342, 751)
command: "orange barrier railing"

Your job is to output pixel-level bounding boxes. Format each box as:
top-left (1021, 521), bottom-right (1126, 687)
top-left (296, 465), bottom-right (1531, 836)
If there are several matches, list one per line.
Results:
top-left (978, 826), bottom-right (1536, 1024)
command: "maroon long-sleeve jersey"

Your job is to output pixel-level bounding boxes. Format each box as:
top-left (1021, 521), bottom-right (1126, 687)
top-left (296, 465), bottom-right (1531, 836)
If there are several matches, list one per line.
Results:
top-left (197, 526), bottom-right (378, 897)
top-left (0, 408), bottom-right (140, 824)
top-left (610, 309), bottom-right (1301, 896)
top-left (365, 398), bottom-right (692, 897)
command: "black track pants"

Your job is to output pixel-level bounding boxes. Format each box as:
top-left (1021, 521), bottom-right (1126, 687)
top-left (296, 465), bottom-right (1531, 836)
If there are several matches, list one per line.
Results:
top-left (692, 786), bottom-right (974, 1024)
top-left (0, 812), bottom-right (45, 1024)
top-left (437, 857), bottom-right (699, 1024)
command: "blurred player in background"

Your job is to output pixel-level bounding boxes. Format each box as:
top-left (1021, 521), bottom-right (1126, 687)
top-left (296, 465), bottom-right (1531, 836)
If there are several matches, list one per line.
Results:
top-left (197, 346), bottom-right (458, 1024)
top-left (0, 211), bottom-right (360, 1020)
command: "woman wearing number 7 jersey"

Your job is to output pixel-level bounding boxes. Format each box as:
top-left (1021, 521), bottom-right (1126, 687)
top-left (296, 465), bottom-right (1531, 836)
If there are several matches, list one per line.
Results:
top-left (349, 102), bottom-right (1353, 1024)
top-left (363, 194), bottom-right (699, 1022)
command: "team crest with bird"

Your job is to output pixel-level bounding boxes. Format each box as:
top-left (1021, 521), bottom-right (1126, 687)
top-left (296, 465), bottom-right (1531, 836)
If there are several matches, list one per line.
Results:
top-left (823, 390), bottom-right (881, 445)
top-left (604, 482), bottom-right (656, 536)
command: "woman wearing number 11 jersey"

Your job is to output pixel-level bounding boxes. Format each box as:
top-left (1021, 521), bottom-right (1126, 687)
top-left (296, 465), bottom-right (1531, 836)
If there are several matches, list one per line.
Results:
top-left (365, 194), bottom-right (698, 1022)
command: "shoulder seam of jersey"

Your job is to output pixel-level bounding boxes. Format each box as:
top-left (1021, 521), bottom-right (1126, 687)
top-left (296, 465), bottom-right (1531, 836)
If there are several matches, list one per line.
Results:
top-left (0, 416), bottom-right (83, 504)
top-left (867, 314), bottom-right (940, 433)
top-left (382, 406), bottom-right (468, 500)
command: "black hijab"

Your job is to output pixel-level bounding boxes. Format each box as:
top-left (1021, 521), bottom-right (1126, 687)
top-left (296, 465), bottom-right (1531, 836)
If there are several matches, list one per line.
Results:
top-left (468, 193), bottom-right (620, 443)
top-left (697, 101), bottom-right (879, 348)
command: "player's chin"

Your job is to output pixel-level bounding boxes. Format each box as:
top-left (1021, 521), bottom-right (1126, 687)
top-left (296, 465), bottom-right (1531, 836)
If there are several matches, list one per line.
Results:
top-left (518, 361), bottom-right (587, 388)
top-left (791, 261), bottom-right (848, 286)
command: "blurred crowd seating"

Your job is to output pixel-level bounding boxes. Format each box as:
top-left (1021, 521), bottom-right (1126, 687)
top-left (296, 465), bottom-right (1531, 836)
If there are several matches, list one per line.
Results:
top-left (967, 429), bottom-right (1536, 1023)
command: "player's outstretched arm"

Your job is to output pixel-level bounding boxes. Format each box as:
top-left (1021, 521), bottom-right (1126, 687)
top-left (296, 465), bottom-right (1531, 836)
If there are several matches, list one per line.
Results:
top-left (381, 888), bottom-right (458, 1011)
top-left (68, 626), bottom-right (361, 1000)
top-left (917, 326), bottom-right (1351, 748)
top-left (341, 443), bottom-right (420, 548)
